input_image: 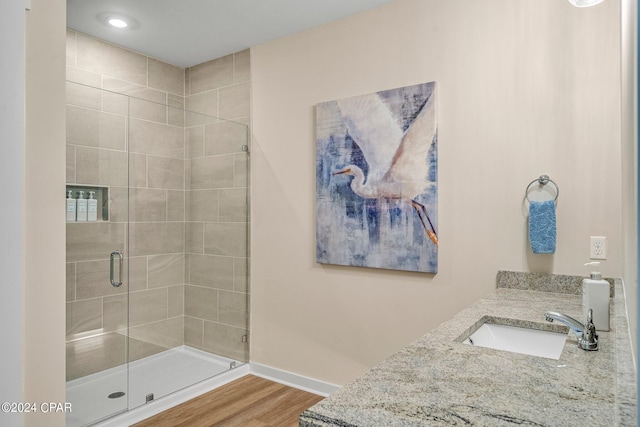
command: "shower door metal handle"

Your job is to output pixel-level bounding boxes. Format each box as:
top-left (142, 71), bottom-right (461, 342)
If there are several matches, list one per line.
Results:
top-left (110, 250), bottom-right (123, 288)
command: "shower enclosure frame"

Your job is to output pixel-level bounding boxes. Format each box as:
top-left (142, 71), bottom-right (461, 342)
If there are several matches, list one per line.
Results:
top-left (65, 82), bottom-right (250, 426)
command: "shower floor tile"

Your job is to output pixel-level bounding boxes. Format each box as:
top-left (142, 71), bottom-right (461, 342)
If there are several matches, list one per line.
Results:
top-left (66, 345), bottom-right (239, 427)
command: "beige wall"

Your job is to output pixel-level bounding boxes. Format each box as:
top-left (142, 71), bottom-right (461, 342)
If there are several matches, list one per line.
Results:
top-left (25, 0), bottom-right (67, 426)
top-left (0, 2), bottom-right (26, 425)
top-left (251, 0), bottom-right (624, 385)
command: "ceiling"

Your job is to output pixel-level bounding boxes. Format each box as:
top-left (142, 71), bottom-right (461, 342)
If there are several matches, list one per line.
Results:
top-left (67, 0), bottom-right (397, 68)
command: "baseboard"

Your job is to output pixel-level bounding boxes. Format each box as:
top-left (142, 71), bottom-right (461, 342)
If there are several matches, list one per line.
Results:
top-left (249, 363), bottom-right (341, 397)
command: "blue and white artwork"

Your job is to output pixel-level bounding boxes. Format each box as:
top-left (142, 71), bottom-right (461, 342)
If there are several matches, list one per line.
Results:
top-left (316, 82), bottom-right (438, 273)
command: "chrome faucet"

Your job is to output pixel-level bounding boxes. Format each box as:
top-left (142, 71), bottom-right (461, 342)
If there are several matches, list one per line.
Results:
top-left (544, 309), bottom-right (598, 351)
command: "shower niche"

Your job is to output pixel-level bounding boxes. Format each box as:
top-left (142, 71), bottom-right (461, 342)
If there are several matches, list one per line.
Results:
top-left (66, 185), bottom-right (109, 222)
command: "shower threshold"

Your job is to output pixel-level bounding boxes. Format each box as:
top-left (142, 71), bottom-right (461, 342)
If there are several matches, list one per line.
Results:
top-left (66, 346), bottom-right (241, 427)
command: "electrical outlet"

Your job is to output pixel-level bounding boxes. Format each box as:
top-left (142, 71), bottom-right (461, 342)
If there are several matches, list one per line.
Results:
top-left (590, 236), bottom-right (607, 260)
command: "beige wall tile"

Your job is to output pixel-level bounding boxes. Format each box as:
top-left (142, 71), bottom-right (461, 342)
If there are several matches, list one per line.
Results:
top-left (168, 94), bottom-right (185, 108)
top-left (168, 95), bottom-right (185, 127)
top-left (66, 81), bottom-right (101, 110)
top-left (129, 316), bottom-right (184, 350)
top-left (148, 156), bottom-right (185, 190)
top-left (234, 152), bottom-right (249, 187)
top-left (234, 258), bottom-right (249, 293)
top-left (130, 288), bottom-right (168, 327)
top-left (186, 126), bottom-right (205, 158)
top-left (129, 337), bottom-right (166, 362)
top-left (188, 54), bottom-right (233, 95)
top-left (188, 254), bottom-right (233, 290)
top-left (102, 91), bottom-right (129, 116)
top-left (66, 29), bottom-right (77, 67)
top-left (184, 253), bottom-right (191, 283)
top-left (66, 222), bottom-right (125, 262)
top-left (204, 223), bottom-right (247, 257)
top-left (186, 222), bottom-right (204, 254)
top-left (130, 98), bottom-right (167, 123)
top-left (102, 77), bottom-right (166, 103)
top-left (66, 106), bottom-right (126, 150)
top-left (75, 146), bottom-right (128, 186)
top-left (76, 32), bottom-right (147, 85)
top-left (149, 58), bottom-right (185, 96)
top-left (130, 153), bottom-right (148, 188)
top-left (129, 188), bottom-right (167, 222)
top-left (190, 155), bottom-right (234, 189)
top-left (107, 187), bottom-right (128, 223)
top-left (66, 66), bottom-right (101, 87)
top-left (233, 49), bottom-right (250, 83)
top-left (204, 121), bottom-right (247, 155)
top-left (66, 144), bottom-right (76, 183)
top-left (185, 92), bottom-right (219, 126)
top-left (72, 145), bottom-right (97, 185)
top-left (168, 285), bottom-right (184, 318)
top-left (202, 321), bottom-right (247, 362)
top-left (184, 316), bottom-right (204, 349)
top-left (103, 294), bottom-right (127, 332)
top-left (187, 189), bottom-right (219, 221)
top-left (129, 118), bottom-right (184, 158)
top-left (129, 222), bottom-right (184, 256)
top-left (218, 291), bottom-right (247, 328)
top-left (167, 190), bottom-right (185, 221)
top-left (184, 285), bottom-right (217, 321)
top-left (128, 256), bottom-right (148, 291)
top-left (66, 262), bottom-right (76, 302)
top-left (101, 78), bottom-right (168, 122)
top-left (185, 67), bottom-right (191, 95)
top-left (76, 259), bottom-right (128, 299)
top-left (148, 253), bottom-right (184, 288)
top-left (66, 298), bottom-right (102, 336)
top-left (219, 82), bottom-right (250, 120)
top-left (66, 333), bottom-right (126, 380)
top-left (219, 188), bottom-right (248, 222)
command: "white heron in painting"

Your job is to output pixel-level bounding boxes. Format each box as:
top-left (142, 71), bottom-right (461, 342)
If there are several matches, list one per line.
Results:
top-left (332, 88), bottom-right (438, 247)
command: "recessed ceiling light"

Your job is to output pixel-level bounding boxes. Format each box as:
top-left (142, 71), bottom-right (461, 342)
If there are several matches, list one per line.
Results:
top-left (97, 12), bottom-right (138, 30)
top-left (566, 0), bottom-right (605, 6)
top-left (108, 18), bottom-right (128, 28)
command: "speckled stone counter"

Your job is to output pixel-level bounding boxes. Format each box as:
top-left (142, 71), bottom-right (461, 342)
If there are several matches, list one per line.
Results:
top-left (300, 273), bottom-right (637, 427)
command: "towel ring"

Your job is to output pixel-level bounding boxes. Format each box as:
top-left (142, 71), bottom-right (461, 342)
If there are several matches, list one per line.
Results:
top-left (525, 174), bottom-right (559, 203)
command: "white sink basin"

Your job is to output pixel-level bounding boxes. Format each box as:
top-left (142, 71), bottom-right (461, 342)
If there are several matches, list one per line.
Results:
top-left (462, 322), bottom-right (567, 359)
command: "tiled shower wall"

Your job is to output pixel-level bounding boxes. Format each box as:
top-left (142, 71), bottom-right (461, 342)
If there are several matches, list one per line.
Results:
top-left (183, 52), bottom-right (250, 361)
top-left (65, 30), bottom-right (250, 380)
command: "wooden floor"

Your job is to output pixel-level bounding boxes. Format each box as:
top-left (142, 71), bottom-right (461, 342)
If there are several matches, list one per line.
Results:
top-left (131, 375), bottom-right (325, 427)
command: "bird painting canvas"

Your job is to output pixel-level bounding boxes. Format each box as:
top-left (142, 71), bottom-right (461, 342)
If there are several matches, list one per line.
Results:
top-left (316, 82), bottom-right (438, 273)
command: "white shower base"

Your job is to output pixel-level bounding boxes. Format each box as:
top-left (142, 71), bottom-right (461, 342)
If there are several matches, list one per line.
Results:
top-left (66, 346), bottom-right (242, 427)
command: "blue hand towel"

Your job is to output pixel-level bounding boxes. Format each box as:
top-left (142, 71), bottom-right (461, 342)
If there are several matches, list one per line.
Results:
top-left (529, 200), bottom-right (556, 254)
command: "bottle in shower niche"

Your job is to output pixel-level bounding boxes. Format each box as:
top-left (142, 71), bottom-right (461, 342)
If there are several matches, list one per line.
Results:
top-left (76, 191), bottom-right (88, 221)
top-left (66, 190), bottom-right (76, 222)
top-left (87, 191), bottom-right (98, 221)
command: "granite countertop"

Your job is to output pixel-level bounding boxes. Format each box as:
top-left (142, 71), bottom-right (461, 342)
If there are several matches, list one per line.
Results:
top-left (300, 273), bottom-right (637, 427)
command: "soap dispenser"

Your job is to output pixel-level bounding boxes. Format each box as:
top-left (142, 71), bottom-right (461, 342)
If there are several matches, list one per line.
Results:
top-left (582, 261), bottom-right (610, 331)
top-left (76, 190), bottom-right (88, 221)
top-left (87, 191), bottom-right (98, 221)
top-left (66, 190), bottom-right (76, 222)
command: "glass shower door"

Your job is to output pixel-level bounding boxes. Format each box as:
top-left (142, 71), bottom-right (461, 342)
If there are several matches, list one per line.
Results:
top-left (65, 82), bottom-right (131, 426)
top-left (66, 83), bottom-right (250, 424)
top-left (125, 104), bottom-right (250, 408)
